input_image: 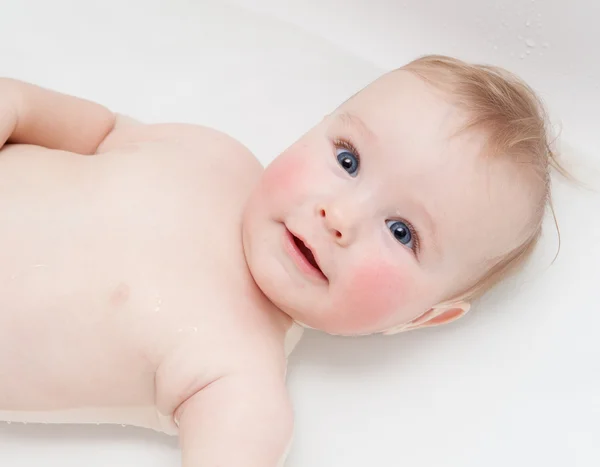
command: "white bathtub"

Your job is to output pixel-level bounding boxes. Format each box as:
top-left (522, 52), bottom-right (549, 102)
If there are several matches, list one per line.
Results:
top-left (0, 0), bottom-right (598, 466)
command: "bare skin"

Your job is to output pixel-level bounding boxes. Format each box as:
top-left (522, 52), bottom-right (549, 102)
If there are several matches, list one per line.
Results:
top-left (243, 71), bottom-right (540, 336)
top-left (0, 79), bottom-right (299, 466)
top-left (0, 71), bottom-right (540, 466)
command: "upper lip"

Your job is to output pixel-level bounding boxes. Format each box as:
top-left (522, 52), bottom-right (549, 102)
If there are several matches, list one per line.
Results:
top-left (287, 227), bottom-right (327, 279)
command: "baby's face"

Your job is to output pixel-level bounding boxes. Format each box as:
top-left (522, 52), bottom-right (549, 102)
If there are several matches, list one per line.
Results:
top-left (242, 71), bottom-right (539, 335)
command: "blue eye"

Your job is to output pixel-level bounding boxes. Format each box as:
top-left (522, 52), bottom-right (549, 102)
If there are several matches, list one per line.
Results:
top-left (336, 148), bottom-right (359, 177)
top-left (386, 220), bottom-right (415, 249)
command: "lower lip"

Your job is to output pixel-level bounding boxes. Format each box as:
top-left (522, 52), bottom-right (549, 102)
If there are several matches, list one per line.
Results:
top-left (283, 228), bottom-right (327, 282)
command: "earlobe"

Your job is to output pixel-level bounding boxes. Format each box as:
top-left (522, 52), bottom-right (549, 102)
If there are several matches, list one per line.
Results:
top-left (381, 301), bottom-right (470, 336)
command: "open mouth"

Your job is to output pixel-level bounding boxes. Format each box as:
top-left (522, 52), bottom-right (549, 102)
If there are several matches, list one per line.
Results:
top-left (284, 227), bottom-right (327, 281)
top-left (292, 235), bottom-right (322, 273)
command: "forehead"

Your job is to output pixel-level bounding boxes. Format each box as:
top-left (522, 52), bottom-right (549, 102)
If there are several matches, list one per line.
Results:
top-left (336, 71), bottom-right (539, 265)
top-left (336, 72), bottom-right (487, 197)
top-left (340, 71), bottom-right (464, 155)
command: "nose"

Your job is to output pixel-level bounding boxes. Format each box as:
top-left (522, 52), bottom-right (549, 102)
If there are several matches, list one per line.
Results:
top-left (316, 200), bottom-right (358, 246)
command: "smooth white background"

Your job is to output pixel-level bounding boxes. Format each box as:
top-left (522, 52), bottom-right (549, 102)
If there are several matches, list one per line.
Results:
top-left (0, 0), bottom-right (598, 466)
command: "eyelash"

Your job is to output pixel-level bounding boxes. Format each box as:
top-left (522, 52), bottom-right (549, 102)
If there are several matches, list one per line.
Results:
top-left (397, 220), bottom-right (421, 256)
top-left (332, 137), bottom-right (421, 257)
top-left (333, 137), bottom-right (361, 163)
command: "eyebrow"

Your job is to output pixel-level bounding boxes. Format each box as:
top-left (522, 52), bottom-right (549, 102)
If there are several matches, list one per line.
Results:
top-left (338, 111), bottom-right (378, 142)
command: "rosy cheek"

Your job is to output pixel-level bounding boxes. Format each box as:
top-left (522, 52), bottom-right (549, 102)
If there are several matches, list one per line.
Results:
top-left (336, 260), bottom-right (415, 333)
top-left (261, 150), bottom-right (308, 198)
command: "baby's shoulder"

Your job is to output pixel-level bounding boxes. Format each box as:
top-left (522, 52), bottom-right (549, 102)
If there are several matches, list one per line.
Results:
top-left (153, 321), bottom-right (296, 424)
top-left (99, 119), bottom-right (262, 174)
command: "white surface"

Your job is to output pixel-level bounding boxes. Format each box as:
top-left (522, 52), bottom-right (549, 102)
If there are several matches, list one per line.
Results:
top-left (0, 0), bottom-right (598, 466)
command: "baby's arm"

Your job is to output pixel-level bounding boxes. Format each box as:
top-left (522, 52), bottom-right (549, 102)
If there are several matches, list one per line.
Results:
top-left (176, 374), bottom-right (293, 467)
top-left (0, 78), bottom-right (115, 154)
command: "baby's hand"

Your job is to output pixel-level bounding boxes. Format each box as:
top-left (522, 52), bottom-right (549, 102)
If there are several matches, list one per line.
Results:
top-left (177, 374), bottom-right (292, 467)
top-left (0, 78), bottom-right (115, 154)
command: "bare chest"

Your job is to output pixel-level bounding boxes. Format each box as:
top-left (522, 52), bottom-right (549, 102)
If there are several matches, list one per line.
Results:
top-left (0, 139), bottom-right (286, 419)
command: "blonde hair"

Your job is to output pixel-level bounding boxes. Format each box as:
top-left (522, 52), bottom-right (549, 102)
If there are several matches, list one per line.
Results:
top-left (401, 55), bottom-right (567, 302)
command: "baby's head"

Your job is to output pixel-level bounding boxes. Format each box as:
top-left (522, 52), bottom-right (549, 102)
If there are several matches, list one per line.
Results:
top-left (242, 55), bottom-right (561, 336)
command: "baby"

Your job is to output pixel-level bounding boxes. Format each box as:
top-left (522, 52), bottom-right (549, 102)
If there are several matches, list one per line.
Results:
top-left (0, 55), bottom-right (561, 466)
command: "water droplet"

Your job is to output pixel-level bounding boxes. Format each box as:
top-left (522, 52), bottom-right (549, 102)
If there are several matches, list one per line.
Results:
top-left (542, 42), bottom-right (550, 48)
top-left (537, 12), bottom-right (542, 17)
top-left (493, 45), bottom-right (498, 50)
top-left (177, 328), bottom-right (183, 333)
top-left (192, 326), bottom-right (198, 332)
top-left (7, 421), bottom-right (11, 424)
top-left (526, 39), bottom-right (536, 48)
top-left (518, 34), bottom-right (523, 40)
top-left (526, 20), bottom-right (531, 27)
top-left (520, 53), bottom-right (526, 59)
top-left (526, 49), bottom-right (531, 55)
top-left (96, 423), bottom-right (100, 425)
top-left (121, 424), bottom-right (126, 427)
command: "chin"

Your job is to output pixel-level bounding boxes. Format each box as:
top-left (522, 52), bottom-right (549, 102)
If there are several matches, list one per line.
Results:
top-left (250, 274), bottom-right (382, 336)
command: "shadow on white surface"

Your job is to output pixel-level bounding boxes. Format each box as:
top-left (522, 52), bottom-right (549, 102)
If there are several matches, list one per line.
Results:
top-left (0, 423), bottom-right (178, 467)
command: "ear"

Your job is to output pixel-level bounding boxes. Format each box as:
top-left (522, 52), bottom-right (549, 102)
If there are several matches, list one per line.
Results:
top-left (381, 301), bottom-right (470, 336)
top-left (412, 302), bottom-right (470, 328)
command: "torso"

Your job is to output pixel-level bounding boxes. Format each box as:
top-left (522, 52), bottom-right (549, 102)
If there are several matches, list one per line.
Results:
top-left (0, 124), bottom-right (301, 433)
